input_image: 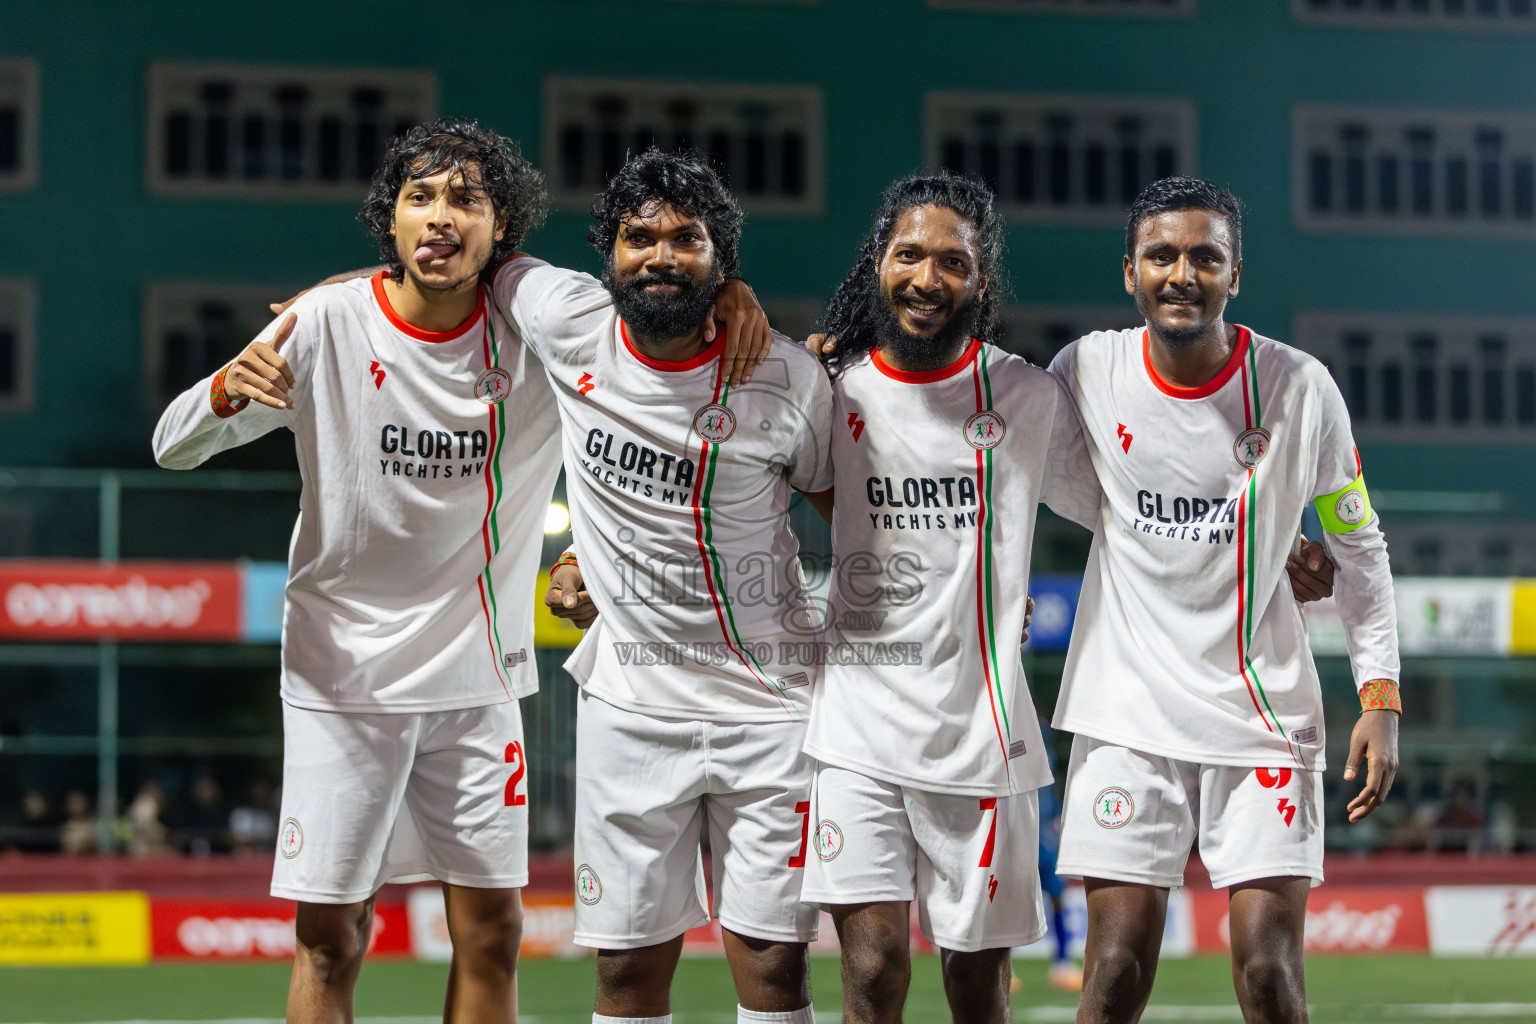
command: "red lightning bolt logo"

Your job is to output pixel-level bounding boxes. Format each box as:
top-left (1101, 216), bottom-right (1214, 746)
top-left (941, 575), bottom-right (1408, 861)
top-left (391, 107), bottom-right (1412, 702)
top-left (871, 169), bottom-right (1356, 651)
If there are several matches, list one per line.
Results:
top-left (577, 372), bottom-right (595, 396)
top-left (847, 412), bottom-right (865, 441)
top-left (987, 875), bottom-right (998, 903)
top-left (369, 361), bottom-right (386, 389)
top-left (1277, 798), bottom-right (1296, 828)
top-left (1116, 422), bottom-right (1133, 453)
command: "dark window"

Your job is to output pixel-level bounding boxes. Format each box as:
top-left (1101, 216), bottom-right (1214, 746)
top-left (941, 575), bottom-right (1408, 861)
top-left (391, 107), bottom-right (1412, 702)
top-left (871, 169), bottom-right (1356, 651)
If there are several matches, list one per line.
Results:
top-left (1378, 154), bottom-right (1400, 213)
top-left (1413, 333), bottom-right (1438, 423)
top-left (0, 326), bottom-right (14, 397)
top-left (1310, 152), bottom-right (1332, 212)
top-left (1013, 141), bottom-right (1035, 203)
top-left (1516, 366), bottom-right (1535, 424)
top-left (1381, 362), bottom-right (1403, 422)
top-left (1449, 363), bottom-right (1471, 423)
top-left (1482, 335), bottom-right (1506, 424)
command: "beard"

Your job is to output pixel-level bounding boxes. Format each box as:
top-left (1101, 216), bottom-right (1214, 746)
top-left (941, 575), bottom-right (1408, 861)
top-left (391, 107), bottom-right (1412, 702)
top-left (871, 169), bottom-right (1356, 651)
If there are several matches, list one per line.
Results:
top-left (395, 236), bottom-right (493, 293)
top-left (606, 264), bottom-right (722, 340)
top-left (1135, 289), bottom-right (1220, 348)
top-left (873, 285), bottom-right (983, 371)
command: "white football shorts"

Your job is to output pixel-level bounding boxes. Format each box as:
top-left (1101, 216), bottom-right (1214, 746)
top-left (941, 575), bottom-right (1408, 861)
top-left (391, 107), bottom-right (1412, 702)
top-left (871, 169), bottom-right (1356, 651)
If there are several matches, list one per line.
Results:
top-left (571, 690), bottom-right (819, 949)
top-left (1057, 734), bottom-right (1324, 890)
top-left (271, 700), bottom-right (529, 903)
top-left (801, 763), bottom-right (1046, 953)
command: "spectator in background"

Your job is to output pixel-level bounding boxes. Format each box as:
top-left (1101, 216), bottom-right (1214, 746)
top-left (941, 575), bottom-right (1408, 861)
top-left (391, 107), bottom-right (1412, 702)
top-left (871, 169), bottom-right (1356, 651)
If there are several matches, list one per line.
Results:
top-left (229, 779), bottom-right (279, 855)
top-left (1433, 777), bottom-right (1485, 852)
top-left (124, 781), bottom-right (173, 857)
top-left (181, 771), bottom-right (231, 856)
top-left (59, 790), bottom-right (97, 855)
top-left (7, 789), bottom-right (60, 853)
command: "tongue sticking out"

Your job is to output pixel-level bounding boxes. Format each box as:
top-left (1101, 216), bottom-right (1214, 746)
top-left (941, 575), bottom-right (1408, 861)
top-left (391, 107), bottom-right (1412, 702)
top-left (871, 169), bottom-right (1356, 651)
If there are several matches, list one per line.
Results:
top-left (414, 243), bottom-right (458, 264)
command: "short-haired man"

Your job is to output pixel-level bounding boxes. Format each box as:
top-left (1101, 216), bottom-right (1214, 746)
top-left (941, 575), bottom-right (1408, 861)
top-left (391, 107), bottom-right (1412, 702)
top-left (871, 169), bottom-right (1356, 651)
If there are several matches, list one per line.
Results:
top-left (1049, 177), bottom-right (1400, 1024)
top-left (520, 149), bottom-right (832, 1024)
top-left (154, 120), bottom-right (560, 1024)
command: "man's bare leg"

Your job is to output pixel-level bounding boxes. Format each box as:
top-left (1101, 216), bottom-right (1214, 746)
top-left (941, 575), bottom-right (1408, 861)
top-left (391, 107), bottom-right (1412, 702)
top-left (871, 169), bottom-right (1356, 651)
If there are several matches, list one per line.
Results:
top-left (289, 899), bottom-right (374, 1024)
top-left (442, 883), bottom-right (522, 1024)
top-left (940, 946), bottom-right (1012, 1024)
top-left (594, 935), bottom-right (685, 1019)
top-left (1227, 877), bottom-right (1310, 1024)
top-left (722, 928), bottom-right (811, 1013)
top-left (1076, 879), bottom-right (1168, 1024)
top-left (831, 902), bottom-right (910, 1024)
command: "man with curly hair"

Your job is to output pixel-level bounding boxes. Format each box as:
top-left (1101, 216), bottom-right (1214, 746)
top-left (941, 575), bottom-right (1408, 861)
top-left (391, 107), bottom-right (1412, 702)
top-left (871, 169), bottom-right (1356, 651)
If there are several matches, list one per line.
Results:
top-left (527, 148), bottom-right (832, 1024)
top-left (154, 118), bottom-right (568, 1024)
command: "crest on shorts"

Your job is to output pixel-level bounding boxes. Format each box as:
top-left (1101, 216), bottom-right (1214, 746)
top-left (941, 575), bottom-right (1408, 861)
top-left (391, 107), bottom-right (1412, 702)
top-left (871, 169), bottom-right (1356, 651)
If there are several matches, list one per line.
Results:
top-left (694, 404), bottom-right (736, 443)
top-left (815, 820), bottom-right (844, 861)
top-left (575, 863), bottom-right (602, 905)
top-left (964, 411), bottom-right (1006, 450)
top-left (1092, 787), bottom-right (1135, 829)
top-left (1233, 427), bottom-right (1271, 469)
top-left (279, 817), bottom-right (303, 859)
top-left (475, 367), bottom-right (512, 405)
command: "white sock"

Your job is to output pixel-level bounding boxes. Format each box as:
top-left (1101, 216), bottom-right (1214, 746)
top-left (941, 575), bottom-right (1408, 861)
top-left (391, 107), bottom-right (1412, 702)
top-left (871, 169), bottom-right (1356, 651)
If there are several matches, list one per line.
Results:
top-left (737, 1005), bottom-right (815, 1024)
top-left (593, 1016), bottom-right (672, 1024)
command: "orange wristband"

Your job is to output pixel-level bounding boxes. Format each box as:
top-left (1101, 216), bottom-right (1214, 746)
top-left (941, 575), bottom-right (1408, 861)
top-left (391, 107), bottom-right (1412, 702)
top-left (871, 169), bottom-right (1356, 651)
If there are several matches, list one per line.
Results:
top-left (210, 364), bottom-right (249, 419)
top-left (551, 552), bottom-right (579, 572)
top-left (1359, 678), bottom-right (1401, 713)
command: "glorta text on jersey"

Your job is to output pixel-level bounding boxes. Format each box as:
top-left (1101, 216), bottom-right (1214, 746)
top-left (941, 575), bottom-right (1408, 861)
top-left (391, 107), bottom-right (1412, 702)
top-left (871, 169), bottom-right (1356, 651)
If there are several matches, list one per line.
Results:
top-left (580, 427), bottom-right (697, 505)
top-left (1132, 489), bottom-right (1243, 545)
top-left (378, 423), bottom-right (491, 480)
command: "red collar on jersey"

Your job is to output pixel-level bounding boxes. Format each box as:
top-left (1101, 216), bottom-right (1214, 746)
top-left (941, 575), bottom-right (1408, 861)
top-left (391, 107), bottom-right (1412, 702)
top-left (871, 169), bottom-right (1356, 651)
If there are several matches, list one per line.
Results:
top-left (871, 338), bottom-right (981, 384)
top-left (1142, 325), bottom-right (1252, 400)
top-left (370, 271), bottom-right (487, 343)
top-left (618, 318), bottom-right (726, 372)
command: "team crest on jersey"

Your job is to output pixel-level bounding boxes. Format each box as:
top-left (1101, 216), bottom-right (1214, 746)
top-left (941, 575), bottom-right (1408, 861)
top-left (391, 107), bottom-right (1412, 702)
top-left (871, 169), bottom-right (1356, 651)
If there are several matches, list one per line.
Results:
top-left (694, 403), bottom-right (736, 443)
top-left (279, 817), bottom-right (303, 859)
top-left (1335, 490), bottom-right (1368, 526)
top-left (1233, 427), bottom-right (1271, 469)
top-left (964, 411), bottom-right (1006, 450)
top-left (575, 863), bottom-right (602, 904)
top-left (1092, 787), bottom-right (1135, 829)
top-left (815, 820), bottom-right (844, 861)
top-left (475, 367), bottom-right (512, 405)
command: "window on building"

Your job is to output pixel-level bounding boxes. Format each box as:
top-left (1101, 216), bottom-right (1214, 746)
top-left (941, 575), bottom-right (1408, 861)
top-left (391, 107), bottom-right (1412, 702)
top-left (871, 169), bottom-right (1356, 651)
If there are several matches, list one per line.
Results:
top-left (1293, 0), bottom-right (1535, 30)
top-left (145, 284), bottom-right (300, 407)
top-left (0, 278), bottom-right (35, 413)
top-left (1295, 107), bottom-right (1536, 237)
top-left (929, 0), bottom-right (1193, 14)
top-left (997, 305), bottom-right (1144, 366)
top-left (544, 77), bottom-right (823, 215)
top-left (1295, 313), bottom-right (1536, 440)
top-left (927, 93), bottom-right (1195, 225)
top-left (147, 65), bottom-right (435, 200)
top-left (0, 59), bottom-right (38, 192)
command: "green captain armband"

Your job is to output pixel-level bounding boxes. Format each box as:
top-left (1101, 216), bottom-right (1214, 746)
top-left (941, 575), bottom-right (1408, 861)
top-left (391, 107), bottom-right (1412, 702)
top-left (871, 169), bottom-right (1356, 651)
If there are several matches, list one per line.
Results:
top-left (1314, 473), bottom-right (1372, 534)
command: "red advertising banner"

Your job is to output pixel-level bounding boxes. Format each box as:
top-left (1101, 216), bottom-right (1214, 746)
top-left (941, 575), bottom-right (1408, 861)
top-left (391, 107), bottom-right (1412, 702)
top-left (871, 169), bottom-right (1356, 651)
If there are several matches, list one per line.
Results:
top-left (1190, 886), bottom-right (1429, 954)
top-left (0, 561), bottom-right (241, 641)
top-left (150, 898), bottom-right (411, 959)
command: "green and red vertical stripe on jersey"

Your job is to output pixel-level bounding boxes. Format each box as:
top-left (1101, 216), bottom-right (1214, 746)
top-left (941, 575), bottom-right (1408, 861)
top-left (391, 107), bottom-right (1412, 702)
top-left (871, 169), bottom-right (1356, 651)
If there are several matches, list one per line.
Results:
top-left (690, 365), bottom-right (795, 715)
top-left (970, 345), bottom-right (1014, 791)
top-left (1235, 330), bottom-right (1298, 766)
top-left (476, 294), bottom-right (513, 698)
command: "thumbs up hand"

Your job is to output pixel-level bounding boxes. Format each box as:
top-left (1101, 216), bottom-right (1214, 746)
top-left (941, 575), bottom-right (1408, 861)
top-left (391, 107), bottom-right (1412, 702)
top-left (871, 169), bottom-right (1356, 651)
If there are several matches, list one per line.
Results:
top-left (225, 312), bottom-right (299, 410)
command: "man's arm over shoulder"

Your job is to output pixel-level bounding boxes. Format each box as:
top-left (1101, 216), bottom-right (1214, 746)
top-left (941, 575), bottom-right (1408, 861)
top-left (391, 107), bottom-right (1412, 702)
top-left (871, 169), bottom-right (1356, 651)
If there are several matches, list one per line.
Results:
top-left (490, 256), bottom-right (611, 362)
top-left (152, 300), bottom-right (316, 469)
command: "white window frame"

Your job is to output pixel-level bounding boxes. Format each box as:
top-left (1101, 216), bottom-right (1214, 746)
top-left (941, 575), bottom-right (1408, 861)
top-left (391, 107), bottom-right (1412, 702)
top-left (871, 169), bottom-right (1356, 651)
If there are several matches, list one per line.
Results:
top-left (0, 278), bottom-right (36, 414)
top-left (0, 58), bottom-right (39, 193)
top-left (1293, 104), bottom-right (1536, 239)
top-left (925, 91), bottom-right (1197, 226)
top-left (1292, 0), bottom-right (1536, 32)
top-left (146, 64), bottom-right (436, 201)
top-left (542, 76), bottom-right (824, 216)
top-left (1294, 311), bottom-right (1536, 441)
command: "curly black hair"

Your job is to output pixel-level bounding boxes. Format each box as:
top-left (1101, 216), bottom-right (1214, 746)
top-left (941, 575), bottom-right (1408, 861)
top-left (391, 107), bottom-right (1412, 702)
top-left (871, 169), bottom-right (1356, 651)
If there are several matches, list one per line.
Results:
top-left (818, 172), bottom-right (1008, 374)
top-left (588, 148), bottom-right (743, 278)
top-left (361, 118), bottom-right (548, 283)
top-left (1125, 176), bottom-right (1243, 261)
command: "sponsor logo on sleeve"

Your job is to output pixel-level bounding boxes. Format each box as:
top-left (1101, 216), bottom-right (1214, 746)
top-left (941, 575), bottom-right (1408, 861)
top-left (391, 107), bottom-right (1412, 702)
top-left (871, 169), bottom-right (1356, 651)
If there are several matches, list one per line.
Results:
top-left (1335, 490), bottom-right (1368, 526)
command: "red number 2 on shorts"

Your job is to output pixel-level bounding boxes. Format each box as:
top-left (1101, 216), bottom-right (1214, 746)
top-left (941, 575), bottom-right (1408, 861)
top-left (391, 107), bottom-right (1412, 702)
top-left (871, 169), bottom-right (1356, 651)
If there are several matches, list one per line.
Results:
top-left (789, 800), bottom-right (810, 867)
top-left (979, 797), bottom-right (998, 868)
top-left (504, 741), bottom-right (527, 807)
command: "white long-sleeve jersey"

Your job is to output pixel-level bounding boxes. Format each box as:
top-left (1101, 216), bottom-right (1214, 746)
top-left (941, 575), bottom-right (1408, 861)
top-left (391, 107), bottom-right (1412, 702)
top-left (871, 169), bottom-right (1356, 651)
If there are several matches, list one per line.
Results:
top-left (1049, 326), bottom-right (1398, 770)
top-left (804, 341), bottom-right (1102, 797)
top-left (492, 257), bottom-right (834, 723)
top-left (153, 273), bottom-right (562, 713)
